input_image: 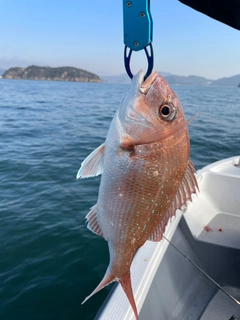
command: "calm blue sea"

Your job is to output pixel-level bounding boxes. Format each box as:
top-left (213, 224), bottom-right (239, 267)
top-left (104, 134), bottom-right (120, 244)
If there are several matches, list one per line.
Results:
top-left (0, 78), bottom-right (240, 320)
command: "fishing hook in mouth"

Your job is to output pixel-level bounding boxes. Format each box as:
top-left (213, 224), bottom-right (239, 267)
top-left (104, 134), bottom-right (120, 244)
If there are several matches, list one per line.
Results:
top-left (124, 43), bottom-right (154, 80)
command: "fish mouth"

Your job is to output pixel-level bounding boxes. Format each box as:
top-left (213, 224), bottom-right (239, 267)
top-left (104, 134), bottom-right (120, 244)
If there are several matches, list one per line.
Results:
top-left (140, 70), bottom-right (158, 94)
top-left (122, 70), bottom-right (159, 130)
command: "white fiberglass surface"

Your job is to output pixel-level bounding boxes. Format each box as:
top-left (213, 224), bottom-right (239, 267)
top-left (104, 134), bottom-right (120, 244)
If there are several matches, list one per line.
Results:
top-left (184, 156), bottom-right (240, 249)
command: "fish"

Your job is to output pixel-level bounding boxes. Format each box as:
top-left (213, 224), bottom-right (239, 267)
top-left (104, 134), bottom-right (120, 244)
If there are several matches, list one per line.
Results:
top-left (77, 70), bottom-right (198, 320)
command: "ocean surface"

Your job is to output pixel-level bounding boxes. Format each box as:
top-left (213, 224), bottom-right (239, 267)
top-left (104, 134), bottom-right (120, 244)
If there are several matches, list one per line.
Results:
top-left (0, 78), bottom-right (240, 320)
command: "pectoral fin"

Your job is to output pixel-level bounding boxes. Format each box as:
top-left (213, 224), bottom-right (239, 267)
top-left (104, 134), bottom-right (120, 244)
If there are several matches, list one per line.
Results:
top-left (76, 143), bottom-right (105, 179)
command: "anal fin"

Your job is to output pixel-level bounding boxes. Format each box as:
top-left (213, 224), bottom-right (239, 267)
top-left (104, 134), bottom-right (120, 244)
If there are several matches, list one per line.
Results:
top-left (85, 204), bottom-right (103, 237)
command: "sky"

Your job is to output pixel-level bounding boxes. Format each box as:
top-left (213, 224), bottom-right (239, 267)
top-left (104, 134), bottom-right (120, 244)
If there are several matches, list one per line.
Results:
top-left (0, 0), bottom-right (240, 79)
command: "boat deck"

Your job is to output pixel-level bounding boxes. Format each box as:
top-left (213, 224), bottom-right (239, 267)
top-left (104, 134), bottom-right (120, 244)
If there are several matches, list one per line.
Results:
top-left (138, 217), bottom-right (240, 320)
top-left (200, 287), bottom-right (240, 320)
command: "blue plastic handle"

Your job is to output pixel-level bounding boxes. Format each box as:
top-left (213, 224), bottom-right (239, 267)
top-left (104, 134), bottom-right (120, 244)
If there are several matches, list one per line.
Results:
top-left (123, 0), bottom-right (153, 51)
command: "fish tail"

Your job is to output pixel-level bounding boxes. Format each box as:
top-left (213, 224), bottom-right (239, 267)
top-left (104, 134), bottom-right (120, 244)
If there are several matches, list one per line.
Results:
top-left (81, 269), bottom-right (115, 305)
top-left (82, 269), bottom-right (139, 319)
top-left (120, 271), bottom-right (139, 320)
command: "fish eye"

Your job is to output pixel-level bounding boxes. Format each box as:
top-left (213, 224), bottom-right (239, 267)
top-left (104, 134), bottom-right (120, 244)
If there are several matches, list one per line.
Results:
top-left (161, 105), bottom-right (170, 116)
top-left (159, 103), bottom-right (177, 121)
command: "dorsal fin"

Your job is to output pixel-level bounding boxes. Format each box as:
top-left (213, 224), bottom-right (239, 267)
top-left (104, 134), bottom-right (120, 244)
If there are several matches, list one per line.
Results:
top-left (76, 143), bottom-right (105, 179)
top-left (149, 160), bottom-right (198, 242)
top-left (85, 204), bottom-right (103, 237)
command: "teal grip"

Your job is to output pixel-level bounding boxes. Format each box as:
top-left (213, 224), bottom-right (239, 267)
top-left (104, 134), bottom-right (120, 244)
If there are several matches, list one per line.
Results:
top-left (123, 0), bottom-right (153, 51)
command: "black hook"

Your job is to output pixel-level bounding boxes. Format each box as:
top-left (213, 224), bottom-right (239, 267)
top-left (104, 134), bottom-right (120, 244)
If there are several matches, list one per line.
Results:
top-left (124, 42), bottom-right (154, 80)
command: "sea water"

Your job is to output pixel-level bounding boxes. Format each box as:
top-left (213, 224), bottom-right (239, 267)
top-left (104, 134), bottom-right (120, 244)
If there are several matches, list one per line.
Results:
top-left (0, 78), bottom-right (240, 320)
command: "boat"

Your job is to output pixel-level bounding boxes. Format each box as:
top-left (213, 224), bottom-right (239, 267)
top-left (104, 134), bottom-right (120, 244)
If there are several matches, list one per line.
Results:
top-left (95, 156), bottom-right (240, 320)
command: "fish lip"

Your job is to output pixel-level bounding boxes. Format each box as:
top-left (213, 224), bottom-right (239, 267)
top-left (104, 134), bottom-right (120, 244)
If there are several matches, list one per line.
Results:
top-left (139, 71), bottom-right (158, 94)
top-left (121, 70), bottom-right (157, 130)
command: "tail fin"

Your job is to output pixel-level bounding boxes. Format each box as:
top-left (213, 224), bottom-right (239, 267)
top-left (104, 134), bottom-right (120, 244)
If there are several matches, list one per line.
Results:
top-left (120, 271), bottom-right (139, 320)
top-left (81, 269), bottom-right (115, 305)
top-left (82, 269), bottom-right (139, 320)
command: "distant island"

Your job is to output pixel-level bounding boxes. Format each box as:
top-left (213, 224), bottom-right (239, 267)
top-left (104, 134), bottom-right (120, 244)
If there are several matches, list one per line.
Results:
top-left (2, 65), bottom-right (102, 83)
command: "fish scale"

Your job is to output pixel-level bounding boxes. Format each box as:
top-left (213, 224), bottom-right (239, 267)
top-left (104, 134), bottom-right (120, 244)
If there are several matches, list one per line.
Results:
top-left (77, 70), bottom-right (198, 320)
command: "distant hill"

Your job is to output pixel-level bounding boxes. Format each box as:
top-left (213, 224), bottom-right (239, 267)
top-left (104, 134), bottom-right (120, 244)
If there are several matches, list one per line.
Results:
top-left (101, 72), bottom-right (211, 85)
top-left (209, 74), bottom-right (240, 86)
top-left (101, 73), bottom-right (131, 84)
top-left (0, 68), bottom-right (5, 76)
top-left (101, 72), bottom-right (240, 87)
top-left (2, 66), bottom-right (102, 82)
top-left (101, 71), bottom-right (172, 84)
top-left (164, 75), bottom-right (211, 86)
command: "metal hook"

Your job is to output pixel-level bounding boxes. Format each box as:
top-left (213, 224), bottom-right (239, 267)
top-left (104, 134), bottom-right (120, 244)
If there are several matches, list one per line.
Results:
top-left (124, 42), bottom-right (154, 80)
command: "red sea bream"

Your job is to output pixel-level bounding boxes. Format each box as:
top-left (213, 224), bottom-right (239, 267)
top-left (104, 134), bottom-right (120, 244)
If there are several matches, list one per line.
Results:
top-left (77, 70), bottom-right (198, 320)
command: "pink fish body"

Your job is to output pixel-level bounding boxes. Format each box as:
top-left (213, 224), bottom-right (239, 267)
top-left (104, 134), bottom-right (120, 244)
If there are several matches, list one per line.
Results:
top-left (77, 70), bottom-right (198, 319)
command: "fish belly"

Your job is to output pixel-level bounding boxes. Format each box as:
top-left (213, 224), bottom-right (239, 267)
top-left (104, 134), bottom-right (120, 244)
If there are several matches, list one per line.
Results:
top-left (97, 131), bottom-right (189, 276)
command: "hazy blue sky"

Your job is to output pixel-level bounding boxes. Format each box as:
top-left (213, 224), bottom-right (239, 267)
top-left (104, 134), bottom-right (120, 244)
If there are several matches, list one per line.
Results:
top-left (1, 0), bottom-right (239, 79)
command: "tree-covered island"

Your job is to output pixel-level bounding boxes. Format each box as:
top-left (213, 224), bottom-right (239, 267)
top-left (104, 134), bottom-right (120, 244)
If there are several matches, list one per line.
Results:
top-left (2, 65), bottom-right (102, 82)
